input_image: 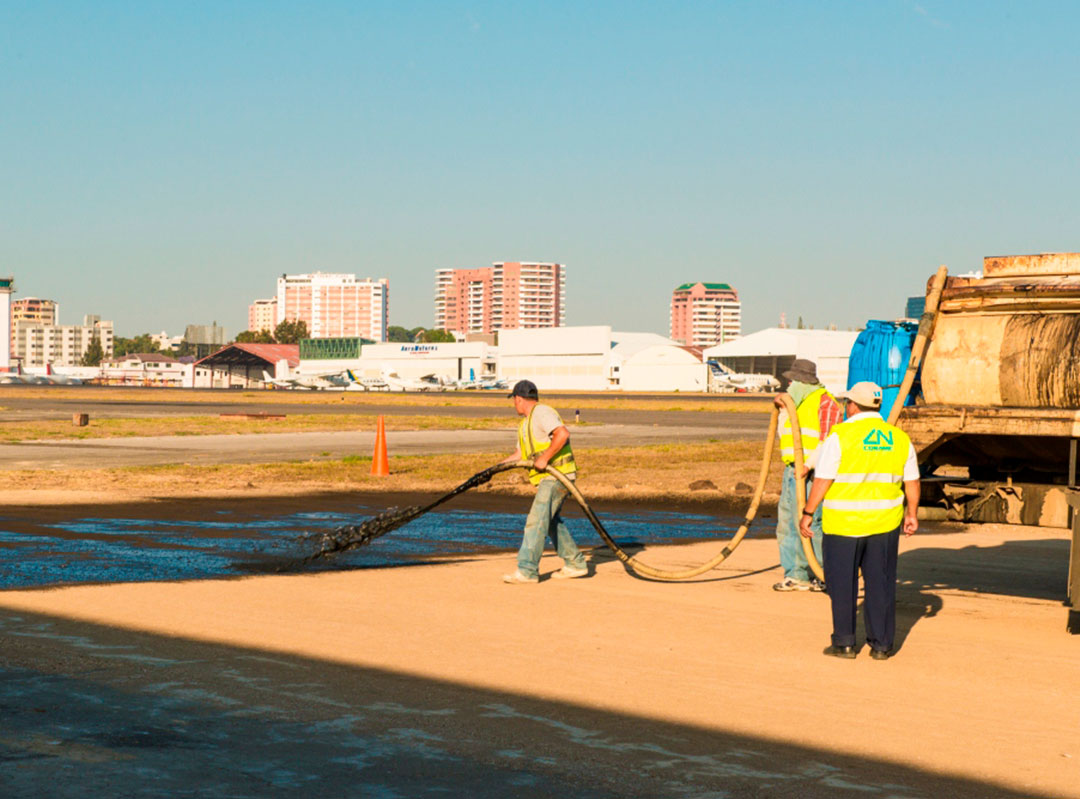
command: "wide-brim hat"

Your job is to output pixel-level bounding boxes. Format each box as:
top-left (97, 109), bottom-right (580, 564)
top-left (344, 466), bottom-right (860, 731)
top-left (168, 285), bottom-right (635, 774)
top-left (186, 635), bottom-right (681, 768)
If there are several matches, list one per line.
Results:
top-left (781, 358), bottom-right (818, 383)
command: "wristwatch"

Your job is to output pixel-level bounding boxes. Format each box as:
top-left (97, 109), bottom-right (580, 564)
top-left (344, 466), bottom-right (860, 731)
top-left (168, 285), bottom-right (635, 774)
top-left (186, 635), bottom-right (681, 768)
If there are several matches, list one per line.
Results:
top-left (801, 510), bottom-right (814, 517)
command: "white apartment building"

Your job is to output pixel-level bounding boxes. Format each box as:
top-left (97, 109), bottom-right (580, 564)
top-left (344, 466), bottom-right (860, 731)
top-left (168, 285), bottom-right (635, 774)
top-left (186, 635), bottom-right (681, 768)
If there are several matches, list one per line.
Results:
top-left (150, 331), bottom-right (185, 351)
top-left (276, 273), bottom-right (388, 342)
top-left (13, 316), bottom-right (115, 368)
top-left (434, 262), bottom-right (565, 338)
top-left (248, 298), bottom-right (278, 333)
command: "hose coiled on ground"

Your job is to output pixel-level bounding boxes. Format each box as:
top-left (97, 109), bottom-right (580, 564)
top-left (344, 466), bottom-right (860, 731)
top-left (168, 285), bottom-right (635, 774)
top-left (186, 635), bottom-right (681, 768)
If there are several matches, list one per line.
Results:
top-left (308, 395), bottom-right (825, 582)
top-left (527, 394), bottom-right (823, 581)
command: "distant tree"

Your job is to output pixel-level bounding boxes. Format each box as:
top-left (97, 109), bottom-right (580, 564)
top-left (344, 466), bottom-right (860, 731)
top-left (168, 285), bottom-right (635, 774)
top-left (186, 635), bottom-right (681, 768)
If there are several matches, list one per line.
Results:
top-left (81, 335), bottom-right (104, 366)
top-left (113, 334), bottom-right (164, 357)
top-left (416, 329), bottom-right (455, 343)
top-left (796, 316), bottom-right (805, 330)
top-left (235, 329), bottom-right (275, 344)
top-left (387, 326), bottom-right (413, 343)
top-left (273, 319), bottom-right (309, 344)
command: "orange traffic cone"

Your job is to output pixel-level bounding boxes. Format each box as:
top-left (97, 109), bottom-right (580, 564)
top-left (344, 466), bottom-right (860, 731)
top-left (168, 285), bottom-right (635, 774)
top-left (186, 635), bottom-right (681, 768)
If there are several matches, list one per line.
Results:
top-left (371, 414), bottom-right (390, 476)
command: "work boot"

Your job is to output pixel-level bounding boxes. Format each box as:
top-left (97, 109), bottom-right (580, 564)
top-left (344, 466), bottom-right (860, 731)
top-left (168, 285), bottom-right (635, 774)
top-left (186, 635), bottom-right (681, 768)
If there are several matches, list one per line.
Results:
top-left (502, 570), bottom-right (538, 584)
top-left (551, 565), bottom-right (588, 579)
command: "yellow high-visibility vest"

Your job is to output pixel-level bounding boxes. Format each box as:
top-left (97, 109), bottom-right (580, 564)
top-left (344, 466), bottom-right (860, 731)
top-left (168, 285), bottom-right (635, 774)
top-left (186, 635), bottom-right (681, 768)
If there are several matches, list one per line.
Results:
top-left (518, 405), bottom-right (578, 486)
top-left (779, 387), bottom-right (834, 466)
top-left (821, 417), bottom-right (911, 536)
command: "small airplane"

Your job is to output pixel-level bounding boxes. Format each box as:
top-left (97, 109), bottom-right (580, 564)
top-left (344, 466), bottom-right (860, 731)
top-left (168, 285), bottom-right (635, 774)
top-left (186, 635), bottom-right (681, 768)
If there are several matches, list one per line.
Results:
top-left (707, 360), bottom-right (780, 393)
top-left (380, 369), bottom-right (444, 392)
top-left (344, 370), bottom-right (390, 391)
top-left (261, 370), bottom-right (353, 390)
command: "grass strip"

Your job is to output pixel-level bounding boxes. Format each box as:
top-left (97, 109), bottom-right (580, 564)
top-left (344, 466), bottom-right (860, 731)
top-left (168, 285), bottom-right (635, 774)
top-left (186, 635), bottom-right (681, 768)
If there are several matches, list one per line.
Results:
top-left (0, 440), bottom-right (783, 505)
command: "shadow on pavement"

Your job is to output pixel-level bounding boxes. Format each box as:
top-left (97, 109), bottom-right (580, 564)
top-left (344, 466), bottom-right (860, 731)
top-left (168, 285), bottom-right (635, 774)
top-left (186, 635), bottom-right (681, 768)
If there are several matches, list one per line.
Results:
top-left (0, 609), bottom-right (1048, 799)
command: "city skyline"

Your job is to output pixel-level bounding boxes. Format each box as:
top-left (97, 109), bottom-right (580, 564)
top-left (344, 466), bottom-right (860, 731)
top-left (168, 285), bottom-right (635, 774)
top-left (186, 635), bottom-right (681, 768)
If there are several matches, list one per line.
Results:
top-left (4, 3), bottom-right (1078, 338)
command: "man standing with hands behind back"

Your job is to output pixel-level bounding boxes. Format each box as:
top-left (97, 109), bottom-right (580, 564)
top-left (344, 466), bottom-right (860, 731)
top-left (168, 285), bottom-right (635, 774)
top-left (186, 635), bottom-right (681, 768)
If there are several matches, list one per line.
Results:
top-left (800, 381), bottom-right (921, 660)
top-left (499, 380), bottom-right (588, 585)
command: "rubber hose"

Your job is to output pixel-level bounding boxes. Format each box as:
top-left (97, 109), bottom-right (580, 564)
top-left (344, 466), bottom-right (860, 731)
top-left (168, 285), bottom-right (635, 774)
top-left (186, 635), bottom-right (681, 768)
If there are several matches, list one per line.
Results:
top-left (495, 397), bottom-right (823, 582)
top-left (886, 265), bottom-right (948, 426)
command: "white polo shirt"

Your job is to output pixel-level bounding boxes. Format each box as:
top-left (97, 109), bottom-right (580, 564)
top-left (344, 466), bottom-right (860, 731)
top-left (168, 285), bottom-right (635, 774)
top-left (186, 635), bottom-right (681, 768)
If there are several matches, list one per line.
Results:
top-left (814, 412), bottom-right (920, 482)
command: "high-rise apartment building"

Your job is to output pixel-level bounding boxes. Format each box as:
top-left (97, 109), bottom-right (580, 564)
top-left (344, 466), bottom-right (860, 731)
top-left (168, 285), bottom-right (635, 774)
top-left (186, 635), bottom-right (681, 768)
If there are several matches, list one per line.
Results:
top-left (276, 273), bottom-right (389, 342)
top-left (434, 262), bottom-right (565, 338)
top-left (13, 315), bottom-right (114, 368)
top-left (248, 298), bottom-right (277, 333)
top-left (11, 298), bottom-right (59, 356)
top-left (670, 282), bottom-right (741, 348)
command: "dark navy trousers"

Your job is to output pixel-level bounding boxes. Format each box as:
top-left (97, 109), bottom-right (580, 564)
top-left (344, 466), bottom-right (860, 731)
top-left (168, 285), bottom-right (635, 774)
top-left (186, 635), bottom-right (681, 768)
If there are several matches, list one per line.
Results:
top-left (822, 527), bottom-right (901, 651)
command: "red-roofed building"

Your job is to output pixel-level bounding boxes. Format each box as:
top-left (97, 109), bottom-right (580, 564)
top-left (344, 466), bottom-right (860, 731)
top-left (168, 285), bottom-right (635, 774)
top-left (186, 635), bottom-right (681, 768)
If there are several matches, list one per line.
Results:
top-left (194, 343), bottom-right (300, 388)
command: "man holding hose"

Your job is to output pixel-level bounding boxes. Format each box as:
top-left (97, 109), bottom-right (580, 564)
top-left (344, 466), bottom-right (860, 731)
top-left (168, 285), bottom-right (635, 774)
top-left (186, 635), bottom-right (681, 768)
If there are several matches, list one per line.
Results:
top-left (499, 380), bottom-right (588, 584)
top-left (773, 359), bottom-right (842, 591)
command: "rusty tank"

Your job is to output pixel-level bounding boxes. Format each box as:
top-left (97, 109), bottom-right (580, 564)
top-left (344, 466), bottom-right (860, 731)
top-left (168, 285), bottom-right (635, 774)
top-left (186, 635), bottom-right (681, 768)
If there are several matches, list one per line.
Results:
top-left (900, 253), bottom-right (1080, 629)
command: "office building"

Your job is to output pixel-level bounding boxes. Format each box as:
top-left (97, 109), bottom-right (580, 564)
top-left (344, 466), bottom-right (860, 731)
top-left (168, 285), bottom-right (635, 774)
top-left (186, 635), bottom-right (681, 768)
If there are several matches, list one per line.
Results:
top-left (434, 262), bottom-right (565, 338)
top-left (670, 282), bottom-right (741, 348)
top-left (276, 273), bottom-right (388, 342)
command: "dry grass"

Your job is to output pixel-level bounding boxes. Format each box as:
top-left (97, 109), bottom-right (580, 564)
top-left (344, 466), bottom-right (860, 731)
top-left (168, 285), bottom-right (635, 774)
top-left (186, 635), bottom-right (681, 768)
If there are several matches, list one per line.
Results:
top-left (0, 440), bottom-right (784, 506)
top-left (0, 413), bottom-right (516, 442)
top-left (0, 386), bottom-right (772, 414)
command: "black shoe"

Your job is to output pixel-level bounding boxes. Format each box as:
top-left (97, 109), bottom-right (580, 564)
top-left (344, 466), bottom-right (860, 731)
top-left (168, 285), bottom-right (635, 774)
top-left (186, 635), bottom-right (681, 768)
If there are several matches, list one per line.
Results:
top-left (823, 645), bottom-right (856, 659)
top-left (869, 648), bottom-right (892, 660)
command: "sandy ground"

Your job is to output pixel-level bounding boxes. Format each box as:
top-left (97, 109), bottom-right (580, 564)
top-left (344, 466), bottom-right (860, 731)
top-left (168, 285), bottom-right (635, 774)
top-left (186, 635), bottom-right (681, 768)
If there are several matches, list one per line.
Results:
top-left (1, 527), bottom-right (1077, 797)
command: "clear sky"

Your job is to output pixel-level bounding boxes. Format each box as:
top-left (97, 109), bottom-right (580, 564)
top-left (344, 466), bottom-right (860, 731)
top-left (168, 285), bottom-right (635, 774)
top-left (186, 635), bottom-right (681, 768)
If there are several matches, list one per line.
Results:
top-left (3, 1), bottom-right (1078, 338)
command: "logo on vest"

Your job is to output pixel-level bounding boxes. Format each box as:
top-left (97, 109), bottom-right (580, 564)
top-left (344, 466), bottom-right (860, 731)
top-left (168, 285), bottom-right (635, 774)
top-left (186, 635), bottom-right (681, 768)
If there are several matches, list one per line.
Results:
top-left (862, 428), bottom-right (894, 451)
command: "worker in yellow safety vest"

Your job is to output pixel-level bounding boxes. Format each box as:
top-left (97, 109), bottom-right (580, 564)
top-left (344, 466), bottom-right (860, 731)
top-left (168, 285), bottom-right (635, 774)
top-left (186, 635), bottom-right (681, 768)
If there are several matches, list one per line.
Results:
top-left (498, 380), bottom-right (588, 584)
top-left (799, 381), bottom-right (921, 660)
top-left (772, 359), bottom-right (842, 592)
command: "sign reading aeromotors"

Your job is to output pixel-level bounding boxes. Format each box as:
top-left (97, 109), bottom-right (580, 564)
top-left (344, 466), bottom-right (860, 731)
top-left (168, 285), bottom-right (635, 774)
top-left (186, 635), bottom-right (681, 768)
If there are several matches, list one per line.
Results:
top-left (400, 345), bottom-right (440, 355)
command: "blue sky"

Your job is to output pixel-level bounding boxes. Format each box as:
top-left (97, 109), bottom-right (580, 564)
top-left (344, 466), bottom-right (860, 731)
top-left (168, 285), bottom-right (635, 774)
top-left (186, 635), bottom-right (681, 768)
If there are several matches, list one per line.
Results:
top-left (3, 1), bottom-right (1078, 337)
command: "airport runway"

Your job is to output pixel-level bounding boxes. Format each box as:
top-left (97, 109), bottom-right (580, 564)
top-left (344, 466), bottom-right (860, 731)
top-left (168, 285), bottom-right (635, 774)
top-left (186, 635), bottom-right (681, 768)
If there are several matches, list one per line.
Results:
top-left (0, 386), bottom-right (768, 428)
top-left (0, 420), bottom-right (769, 470)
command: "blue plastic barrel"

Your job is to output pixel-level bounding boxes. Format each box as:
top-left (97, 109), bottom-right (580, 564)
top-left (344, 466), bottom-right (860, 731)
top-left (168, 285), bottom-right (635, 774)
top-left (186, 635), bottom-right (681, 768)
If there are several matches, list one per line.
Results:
top-left (846, 320), bottom-right (918, 417)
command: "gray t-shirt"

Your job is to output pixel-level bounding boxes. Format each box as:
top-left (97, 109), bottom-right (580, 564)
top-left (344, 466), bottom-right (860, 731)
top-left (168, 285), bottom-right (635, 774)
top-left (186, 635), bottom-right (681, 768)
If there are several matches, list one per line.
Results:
top-left (529, 404), bottom-right (564, 443)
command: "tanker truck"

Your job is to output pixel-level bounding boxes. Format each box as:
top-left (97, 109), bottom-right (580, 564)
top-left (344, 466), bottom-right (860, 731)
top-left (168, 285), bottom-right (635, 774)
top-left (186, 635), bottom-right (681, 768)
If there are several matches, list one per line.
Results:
top-left (898, 252), bottom-right (1080, 627)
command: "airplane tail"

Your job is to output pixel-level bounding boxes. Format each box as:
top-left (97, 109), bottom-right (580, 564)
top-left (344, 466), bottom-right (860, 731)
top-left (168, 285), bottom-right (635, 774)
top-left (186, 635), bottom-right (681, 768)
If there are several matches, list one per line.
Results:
top-left (346, 369), bottom-right (357, 381)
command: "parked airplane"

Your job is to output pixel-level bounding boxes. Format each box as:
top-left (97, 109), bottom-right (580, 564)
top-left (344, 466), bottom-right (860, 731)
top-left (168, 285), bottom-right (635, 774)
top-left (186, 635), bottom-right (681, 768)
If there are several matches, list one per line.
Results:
top-left (381, 370), bottom-right (445, 392)
top-left (0, 365), bottom-right (83, 386)
top-left (261, 370), bottom-right (353, 390)
top-left (707, 360), bottom-right (779, 392)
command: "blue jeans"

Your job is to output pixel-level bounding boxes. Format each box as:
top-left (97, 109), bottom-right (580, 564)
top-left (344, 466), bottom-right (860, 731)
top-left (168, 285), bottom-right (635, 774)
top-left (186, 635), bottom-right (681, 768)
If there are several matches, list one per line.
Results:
top-left (776, 464), bottom-right (824, 582)
top-left (517, 478), bottom-right (585, 579)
